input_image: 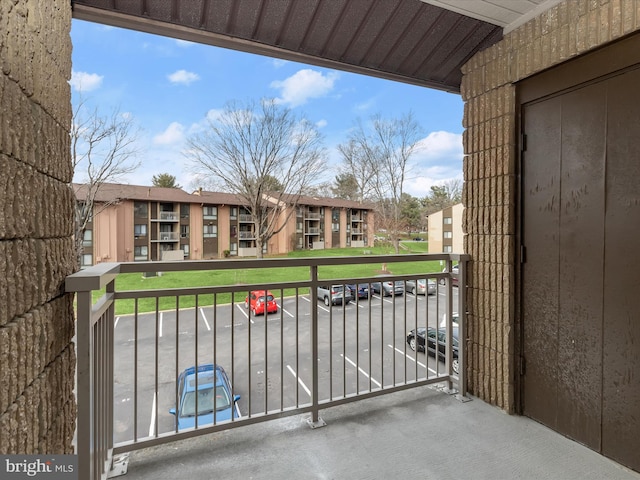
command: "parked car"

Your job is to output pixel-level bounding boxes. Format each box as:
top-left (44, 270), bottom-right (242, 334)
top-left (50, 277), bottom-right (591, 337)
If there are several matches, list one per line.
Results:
top-left (406, 278), bottom-right (437, 295)
top-left (440, 264), bottom-right (459, 286)
top-left (169, 364), bottom-right (240, 430)
top-left (317, 284), bottom-right (354, 306)
top-left (406, 326), bottom-right (459, 374)
top-left (371, 276), bottom-right (405, 296)
top-left (347, 283), bottom-right (370, 299)
top-left (245, 290), bottom-right (278, 315)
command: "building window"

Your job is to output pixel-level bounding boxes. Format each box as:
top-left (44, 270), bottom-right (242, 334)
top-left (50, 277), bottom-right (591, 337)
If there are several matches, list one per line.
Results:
top-left (81, 254), bottom-right (93, 267)
top-left (203, 206), bottom-right (217, 219)
top-left (230, 242), bottom-right (237, 255)
top-left (134, 246), bottom-right (148, 261)
top-left (444, 231), bottom-right (452, 239)
top-left (82, 229), bottom-right (92, 247)
top-left (181, 225), bottom-right (189, 238)
top-left (134, 224), bottom-right (147, 236)
top-left (134, 202), bottom-right (148, 217)
top-left (230, 225), bottom-right (237, 238)
top-left (180, 204), bottom-right (190, 218)
top-left (230, 207), bottom-right (238, 219)
top-left (443, 245), bottom-right (453, 253)
top-left (181, 244), bottom-right (189, 257)
top-left (203, 225), bottom-right (217, 237)
top-left (444, 217), bottom-right (453, 225)
top-left (332, 223), bottom-right (339, 232)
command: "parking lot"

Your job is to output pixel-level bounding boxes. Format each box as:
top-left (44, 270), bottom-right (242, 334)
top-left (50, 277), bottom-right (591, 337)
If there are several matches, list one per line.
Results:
top-left (112, 287), bottom-right (458, 444)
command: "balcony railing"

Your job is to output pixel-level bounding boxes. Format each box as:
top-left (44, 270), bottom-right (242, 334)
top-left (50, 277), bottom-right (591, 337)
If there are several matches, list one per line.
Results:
top-left (153, 212), bottom-right (179, 221)
top-left (154, 232), bottom-right (179, 242)
top-left (66, 254), bottom-right (467, 480)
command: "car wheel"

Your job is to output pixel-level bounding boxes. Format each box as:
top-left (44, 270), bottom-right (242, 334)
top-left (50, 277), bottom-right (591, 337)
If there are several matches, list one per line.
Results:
top-left (409, 337), bottom-right (417, 351)
top-left (324, 296), bottom-right (330, 306)
top-left (452, 359), bottom-right (459, 374)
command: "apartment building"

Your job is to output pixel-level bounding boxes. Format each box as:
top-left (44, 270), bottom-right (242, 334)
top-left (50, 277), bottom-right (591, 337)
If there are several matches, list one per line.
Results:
top-left (428, 203), bottom-right (464, 254)
top-left (74, 183), bottom-right (375, 265)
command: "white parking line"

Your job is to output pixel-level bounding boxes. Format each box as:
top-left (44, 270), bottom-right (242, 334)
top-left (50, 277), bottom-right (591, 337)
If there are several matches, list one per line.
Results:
top-left (198, 307), bottom-right (211, 331)
top-left (388, 345), bottom-right (437, 375)
top-left (341, 354), bottom-right (382, 388)
top-left (148, 392), bottom-right (156, 437)
top-left (114, 317), bottom-right (120, 329)
top-left (280, 306), bottom-right (295, 318)
top-left (159, 312), bottom-right (163, 338)
top-left (235, 303), bottom-right (254, 323)
top-left (287, 365), bottom-right (311, 397)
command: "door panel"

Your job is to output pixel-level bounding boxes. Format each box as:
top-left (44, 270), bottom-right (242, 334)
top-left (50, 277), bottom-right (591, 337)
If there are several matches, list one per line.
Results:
top-left (556, 84), bottom-right (605, 449)
top-left (521, 97), bottom-right (561, 430)
top-left (602, 68), bottom-right (640, 472)
top-left (521, 63), bottom-right (640, 472)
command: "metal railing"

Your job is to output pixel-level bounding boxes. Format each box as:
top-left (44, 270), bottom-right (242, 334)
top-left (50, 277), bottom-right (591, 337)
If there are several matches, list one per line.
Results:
top-left (67, 253), bottom-right (467, 480)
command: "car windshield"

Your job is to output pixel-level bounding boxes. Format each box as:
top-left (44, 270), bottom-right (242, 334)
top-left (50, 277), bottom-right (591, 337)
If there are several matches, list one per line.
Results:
top-left (180, 385), bottom-right (231, 417)
top-left (258, 295), bottom-right (274, 302)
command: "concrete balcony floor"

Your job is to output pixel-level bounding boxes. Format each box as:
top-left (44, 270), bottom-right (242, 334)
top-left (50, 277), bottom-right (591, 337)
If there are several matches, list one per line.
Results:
top-left (122, 385), bottom-right (639, 480)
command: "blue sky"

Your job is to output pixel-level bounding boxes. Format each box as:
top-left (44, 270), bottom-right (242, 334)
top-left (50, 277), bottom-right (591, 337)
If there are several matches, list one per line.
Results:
top-left (70, 19), bottom-right (464, 197)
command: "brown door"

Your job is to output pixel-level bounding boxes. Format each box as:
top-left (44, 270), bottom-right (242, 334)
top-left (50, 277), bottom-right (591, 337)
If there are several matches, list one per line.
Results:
top-left (520, 40), bottom-right (640, 472)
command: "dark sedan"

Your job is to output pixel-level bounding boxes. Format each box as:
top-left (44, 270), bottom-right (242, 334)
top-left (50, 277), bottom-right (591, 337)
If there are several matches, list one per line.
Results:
top-left (348, 283), bottom-right (370, 299)
top-left (406, 326), bottom-right (459, 374)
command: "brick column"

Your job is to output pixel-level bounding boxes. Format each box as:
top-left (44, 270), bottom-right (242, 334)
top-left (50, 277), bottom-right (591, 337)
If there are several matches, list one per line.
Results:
top-left (0, 0), bottom-right (76, 453)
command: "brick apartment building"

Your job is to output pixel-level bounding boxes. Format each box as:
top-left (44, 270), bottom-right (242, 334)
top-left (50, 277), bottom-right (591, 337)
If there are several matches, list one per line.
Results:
top-left (74, 183), bottom-right (375, 265)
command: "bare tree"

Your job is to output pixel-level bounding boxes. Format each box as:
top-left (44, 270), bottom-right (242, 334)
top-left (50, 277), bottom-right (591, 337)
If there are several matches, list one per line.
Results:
top-left (71, 99), bottom-right (141, 267)
top-left (185, 98), bottom-right (326, 258)
top-left (336, 138), bottom-right (376, 202)
top-left (347, 112), bottom-right (423, 253)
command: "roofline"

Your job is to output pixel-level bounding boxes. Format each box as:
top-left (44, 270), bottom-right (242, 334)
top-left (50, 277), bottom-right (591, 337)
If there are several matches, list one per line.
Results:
top-left (72, 3), bottom-right (462, 94)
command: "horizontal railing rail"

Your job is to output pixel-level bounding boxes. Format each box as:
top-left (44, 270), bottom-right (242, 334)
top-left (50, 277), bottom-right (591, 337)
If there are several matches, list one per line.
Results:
top-left (67, 253), bottom-right (468, 480)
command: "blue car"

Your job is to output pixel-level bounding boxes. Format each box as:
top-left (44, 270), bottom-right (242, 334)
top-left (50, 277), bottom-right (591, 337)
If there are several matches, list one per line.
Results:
top-left (169, 364), bottom-right (240, 430)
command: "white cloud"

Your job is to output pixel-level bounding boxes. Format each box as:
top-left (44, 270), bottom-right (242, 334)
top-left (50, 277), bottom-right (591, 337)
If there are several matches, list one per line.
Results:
top-left (414, 131), bottom-right (463, 162)
top-left (153, 122), bottom-right (185, 145)
top-left (271, 58), bottom-right (288, 68)
top-left (167, 69), bottom-right (200, 85)
top-left (70, 70), bottom-right (103, 92)
top-left (316, 119), bottom-right (328, 128)
top-left (270, 69), bottom-right (338, 107)
top-left (175, 39), bottom-right (194, 48)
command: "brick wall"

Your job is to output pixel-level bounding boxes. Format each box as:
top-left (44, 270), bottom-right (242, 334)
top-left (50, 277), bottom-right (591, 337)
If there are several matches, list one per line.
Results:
top-left (461, 0), bottom-right (640, 412)
top-left (0, 0), bottom-right (76, 453)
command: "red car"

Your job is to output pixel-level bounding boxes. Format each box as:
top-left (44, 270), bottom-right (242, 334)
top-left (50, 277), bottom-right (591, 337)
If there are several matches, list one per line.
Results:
top-left (245, 290), bottom-right (278, 315)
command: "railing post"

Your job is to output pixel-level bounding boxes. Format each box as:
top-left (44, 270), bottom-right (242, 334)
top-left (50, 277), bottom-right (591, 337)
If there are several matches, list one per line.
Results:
top-left (307, 264), bottom-right (326, 428)
top-left (445, 259), bottom-right (454, 393)
top-left (76, 290), bottom-right (94, 480)
top-left (457, 258), bottom-right (469, 400)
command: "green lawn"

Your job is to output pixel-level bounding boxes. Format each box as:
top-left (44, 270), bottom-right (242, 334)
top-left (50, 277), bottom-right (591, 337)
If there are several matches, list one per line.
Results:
top-left (91, 246), bottom-right (441, 315)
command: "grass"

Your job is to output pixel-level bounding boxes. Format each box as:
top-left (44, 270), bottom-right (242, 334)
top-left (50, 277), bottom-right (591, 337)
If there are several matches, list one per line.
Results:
top-left (91, 245), bottom-right (441, 315)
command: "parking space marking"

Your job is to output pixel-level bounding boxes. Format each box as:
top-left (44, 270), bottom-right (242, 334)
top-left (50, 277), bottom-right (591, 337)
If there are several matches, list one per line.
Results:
top-left (286, 365), bottom-right (311, 397)
top-left (280, 306), bottom-right (295, 318)
top-left (159, 312), bottom-right (163, 338)
top-left (198, 307), bottom-right (211, 331)
top-left (341, 354), bottom-right (382, 388)
top-left (235, 303), bottom-right (254, 324)
top-left (149, 392), bottom-right (156, 437)
top-left (388, 345), bottom-right (437, 375)
top-left (114, 317), bottom-right (120, 329)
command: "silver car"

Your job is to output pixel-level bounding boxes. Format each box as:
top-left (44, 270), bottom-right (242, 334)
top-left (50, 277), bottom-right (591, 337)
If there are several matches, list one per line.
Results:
top-left (406, 278), bottom-right (437, 295)
top-left (317, 284), bottom-right (354, 306)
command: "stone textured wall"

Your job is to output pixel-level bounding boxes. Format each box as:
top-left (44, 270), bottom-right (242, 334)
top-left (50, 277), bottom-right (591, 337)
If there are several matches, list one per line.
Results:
top-left (0, 0), bottom-right (76, 453)
top-left (461, 0), bottom-right (640, 412)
